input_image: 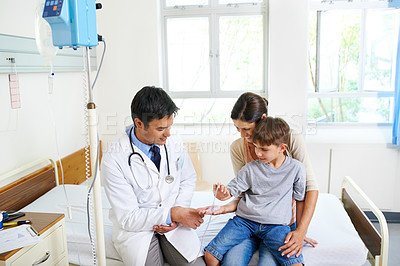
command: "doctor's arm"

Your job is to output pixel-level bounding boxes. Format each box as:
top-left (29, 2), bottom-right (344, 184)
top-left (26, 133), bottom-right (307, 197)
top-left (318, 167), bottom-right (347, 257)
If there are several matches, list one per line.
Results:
top-left (166, 146), bottom-right (205, 229)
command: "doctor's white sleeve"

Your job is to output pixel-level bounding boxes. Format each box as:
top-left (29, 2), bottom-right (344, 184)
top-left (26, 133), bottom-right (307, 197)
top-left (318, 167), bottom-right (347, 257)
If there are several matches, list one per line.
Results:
top-left (101, 156), bottom-right (169, 232)
top-left (173, 149), bottom-right (197, 208)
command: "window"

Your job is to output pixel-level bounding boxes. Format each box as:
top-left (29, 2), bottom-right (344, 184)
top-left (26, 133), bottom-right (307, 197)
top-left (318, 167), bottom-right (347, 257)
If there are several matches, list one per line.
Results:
top-left (161, 1), bottom-right (266, 123)
top-left (308, 1), bottom-right (400, 124)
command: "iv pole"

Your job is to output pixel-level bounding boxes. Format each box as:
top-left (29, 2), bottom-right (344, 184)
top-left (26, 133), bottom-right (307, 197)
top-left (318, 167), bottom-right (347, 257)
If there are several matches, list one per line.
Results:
top-left (42, 0), bottom-right (106, 262)
top-left (85, 46), bottom-right (106, 266)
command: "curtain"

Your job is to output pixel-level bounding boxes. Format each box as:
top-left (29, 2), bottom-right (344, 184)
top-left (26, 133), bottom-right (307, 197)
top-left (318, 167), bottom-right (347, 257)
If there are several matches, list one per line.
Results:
top-left (393, 24), bottom-right (400, 145)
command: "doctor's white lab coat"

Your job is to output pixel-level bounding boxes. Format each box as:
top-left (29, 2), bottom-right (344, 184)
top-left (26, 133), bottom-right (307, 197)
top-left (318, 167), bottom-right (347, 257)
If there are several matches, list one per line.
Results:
top-left (101, 133), bottom-right (201, 266)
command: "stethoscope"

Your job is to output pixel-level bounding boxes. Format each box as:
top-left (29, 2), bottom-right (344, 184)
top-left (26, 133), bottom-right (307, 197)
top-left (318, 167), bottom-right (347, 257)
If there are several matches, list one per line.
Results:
top-left (128, 127), bottom-right (174, 190)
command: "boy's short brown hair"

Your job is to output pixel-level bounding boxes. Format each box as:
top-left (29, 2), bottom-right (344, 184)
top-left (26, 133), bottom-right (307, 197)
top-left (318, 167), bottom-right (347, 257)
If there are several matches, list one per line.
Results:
top-left (252, 117), bottom-right (290, 146)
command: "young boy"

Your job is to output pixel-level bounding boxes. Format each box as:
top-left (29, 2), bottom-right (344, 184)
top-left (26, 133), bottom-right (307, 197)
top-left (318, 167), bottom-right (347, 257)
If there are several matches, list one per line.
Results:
top-left (204, 117), bottom-right (306, 266)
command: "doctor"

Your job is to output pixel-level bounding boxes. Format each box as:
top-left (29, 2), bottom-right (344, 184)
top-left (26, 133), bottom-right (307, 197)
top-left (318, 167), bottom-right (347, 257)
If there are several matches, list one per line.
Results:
top-left (102, 86), bottom-right (206, 266)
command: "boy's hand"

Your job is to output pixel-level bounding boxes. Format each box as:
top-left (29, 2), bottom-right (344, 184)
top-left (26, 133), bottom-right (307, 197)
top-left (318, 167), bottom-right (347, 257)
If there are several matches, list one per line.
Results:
top-left (197, 205), bottom-right (224, 215)
top-left (213, 184), bottom-right (231, 201)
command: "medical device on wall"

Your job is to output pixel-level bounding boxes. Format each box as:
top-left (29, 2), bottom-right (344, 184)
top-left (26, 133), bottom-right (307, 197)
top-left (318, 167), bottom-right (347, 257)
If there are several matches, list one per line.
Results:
top-left (42, 1), bottom-right (106, 265)
top-left (42, 0), bottom-right (99, 50)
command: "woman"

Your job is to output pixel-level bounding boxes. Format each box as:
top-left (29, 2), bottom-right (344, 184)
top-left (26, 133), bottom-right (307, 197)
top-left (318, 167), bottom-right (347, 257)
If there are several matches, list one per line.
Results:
top-left (204, 92), bottom-right (319, 265)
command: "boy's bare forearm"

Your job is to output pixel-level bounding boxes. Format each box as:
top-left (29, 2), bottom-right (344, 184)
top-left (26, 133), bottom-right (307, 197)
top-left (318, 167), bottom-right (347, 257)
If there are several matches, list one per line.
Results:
top-left (223, 198), bottom-right (239, 212)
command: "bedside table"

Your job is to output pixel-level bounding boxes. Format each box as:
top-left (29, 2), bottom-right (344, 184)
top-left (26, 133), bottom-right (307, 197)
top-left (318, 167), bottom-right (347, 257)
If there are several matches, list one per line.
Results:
top-left (0, 212), bottom-right (68, 266)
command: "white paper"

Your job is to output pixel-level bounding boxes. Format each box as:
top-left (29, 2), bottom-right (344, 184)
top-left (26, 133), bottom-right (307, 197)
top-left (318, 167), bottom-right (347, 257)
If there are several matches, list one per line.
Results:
top-left (0, 225), bottom-right (41, 253)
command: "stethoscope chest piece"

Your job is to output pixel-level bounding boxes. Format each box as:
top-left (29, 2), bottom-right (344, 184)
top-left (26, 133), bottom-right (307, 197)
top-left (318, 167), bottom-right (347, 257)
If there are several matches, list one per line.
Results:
top-left (165, 175), bottom-right (174, 184)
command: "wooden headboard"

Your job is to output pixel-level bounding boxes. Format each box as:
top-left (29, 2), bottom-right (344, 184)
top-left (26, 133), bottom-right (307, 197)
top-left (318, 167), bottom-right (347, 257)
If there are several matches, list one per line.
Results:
top-left (0, 144), bottom-right (102, 211)
top-left (0, 165), bottom-right (56, 211)
top-left (56, 143), bottom-right (102, 185)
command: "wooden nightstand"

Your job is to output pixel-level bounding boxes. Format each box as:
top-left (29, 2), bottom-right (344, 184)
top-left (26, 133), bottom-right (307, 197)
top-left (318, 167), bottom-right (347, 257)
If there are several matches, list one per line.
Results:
top-left (0, 212), bottom-right (68, 266)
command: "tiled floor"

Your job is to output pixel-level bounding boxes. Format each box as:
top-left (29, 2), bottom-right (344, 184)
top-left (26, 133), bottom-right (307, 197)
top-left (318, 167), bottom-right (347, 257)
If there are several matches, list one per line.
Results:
top-left (363, 223), bottom-right (400, 266)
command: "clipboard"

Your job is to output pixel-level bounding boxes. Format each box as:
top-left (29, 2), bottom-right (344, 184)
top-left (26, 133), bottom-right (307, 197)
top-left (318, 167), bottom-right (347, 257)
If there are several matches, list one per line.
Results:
top-left (0, 224), bottom-right (41, 254)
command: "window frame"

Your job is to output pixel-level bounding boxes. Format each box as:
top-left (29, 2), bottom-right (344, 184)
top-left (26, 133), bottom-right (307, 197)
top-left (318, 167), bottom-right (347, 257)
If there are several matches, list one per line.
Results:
top-left (308, 1), bottom-right (398, 125)
top-left (160, 0), bottom-right (268, 99)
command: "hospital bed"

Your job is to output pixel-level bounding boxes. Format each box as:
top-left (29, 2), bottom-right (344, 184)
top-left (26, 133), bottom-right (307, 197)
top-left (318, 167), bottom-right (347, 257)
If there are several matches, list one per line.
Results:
top-left (0, 156), bottom-right (389, 266)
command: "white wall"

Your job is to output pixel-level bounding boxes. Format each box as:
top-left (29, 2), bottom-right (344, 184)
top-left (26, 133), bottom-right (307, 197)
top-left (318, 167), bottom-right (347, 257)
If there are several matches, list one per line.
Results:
top-left (0, 0), bottom-right (88, 176)
top-left (95, 0), bottom-right (161, 147)
top-left (306, 126), bottom-right (400, 212)
top-left (268, 0), bottom-right (309, 133)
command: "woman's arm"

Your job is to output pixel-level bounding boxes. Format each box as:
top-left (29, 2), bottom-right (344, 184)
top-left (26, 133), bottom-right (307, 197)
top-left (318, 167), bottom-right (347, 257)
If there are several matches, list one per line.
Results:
top-left (276, 130), bottom-right (319, 257)
top-left (278, 190), bottom-right (319, 257)
top-left (297, 190), bottom-right (318, 237)
top-left (287, 130), bottom-right (319, 191)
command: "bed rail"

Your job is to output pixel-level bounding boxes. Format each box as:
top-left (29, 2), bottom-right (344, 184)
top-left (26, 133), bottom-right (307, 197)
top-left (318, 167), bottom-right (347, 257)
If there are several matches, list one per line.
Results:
top-left (341, 176), bottom-right (389, 266)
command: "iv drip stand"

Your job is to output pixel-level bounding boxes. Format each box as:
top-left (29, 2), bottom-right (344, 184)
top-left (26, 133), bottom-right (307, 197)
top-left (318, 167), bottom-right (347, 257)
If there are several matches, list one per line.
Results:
top-left (85, 46), bottom-right (106, 266)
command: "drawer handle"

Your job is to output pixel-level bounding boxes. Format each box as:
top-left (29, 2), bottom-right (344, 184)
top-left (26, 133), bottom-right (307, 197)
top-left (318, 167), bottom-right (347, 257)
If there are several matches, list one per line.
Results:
top-left (32, 251), bottom-right (51, 266)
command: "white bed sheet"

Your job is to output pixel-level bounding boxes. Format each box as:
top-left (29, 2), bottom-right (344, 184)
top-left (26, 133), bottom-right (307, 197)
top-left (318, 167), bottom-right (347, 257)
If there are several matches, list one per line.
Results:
top-left (21, 185), bottom-right (367, 266)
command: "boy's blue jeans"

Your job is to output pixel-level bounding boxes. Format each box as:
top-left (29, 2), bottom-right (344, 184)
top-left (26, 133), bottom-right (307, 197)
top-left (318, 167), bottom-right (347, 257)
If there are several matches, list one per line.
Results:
top-left (205, 216), bottom-right (304, 266)
top-left (221, 222), bottom-right (297, 266)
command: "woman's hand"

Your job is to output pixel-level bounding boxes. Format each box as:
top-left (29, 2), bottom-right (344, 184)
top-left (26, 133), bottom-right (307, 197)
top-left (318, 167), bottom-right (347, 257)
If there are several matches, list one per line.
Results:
top-left (304, 236), bottom-right (318, 247)
top-left (278, 229), bottom-right (306, 258)
top-left (153, 222), bottom-right (178, 234)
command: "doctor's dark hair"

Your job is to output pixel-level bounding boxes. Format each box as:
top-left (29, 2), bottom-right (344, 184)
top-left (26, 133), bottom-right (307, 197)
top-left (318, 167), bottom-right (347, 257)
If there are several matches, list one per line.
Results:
top-left (131, 86), bottom-right (179, 128)
top-left (252, 117), bottom-right (290, 146)
top-left (230, 92), bottom-right (268, 123)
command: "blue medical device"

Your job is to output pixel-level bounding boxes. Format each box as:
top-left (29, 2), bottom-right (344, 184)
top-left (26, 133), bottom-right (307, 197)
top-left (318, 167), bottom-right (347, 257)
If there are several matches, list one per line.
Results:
top-left (43, 0), bottom-right (98, 49)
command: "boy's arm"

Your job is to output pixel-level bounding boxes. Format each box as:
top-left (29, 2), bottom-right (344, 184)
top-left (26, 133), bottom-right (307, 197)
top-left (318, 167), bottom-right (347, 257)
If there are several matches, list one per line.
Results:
top-left (226, 166), bottom-right (251, 198)
top-left (198, 166), bottom-right (251, 215)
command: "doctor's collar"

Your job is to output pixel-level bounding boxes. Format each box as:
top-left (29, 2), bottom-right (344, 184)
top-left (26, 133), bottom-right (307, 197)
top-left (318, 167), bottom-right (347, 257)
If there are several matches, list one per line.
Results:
top-left (126, 125), bottom-right (160, 152)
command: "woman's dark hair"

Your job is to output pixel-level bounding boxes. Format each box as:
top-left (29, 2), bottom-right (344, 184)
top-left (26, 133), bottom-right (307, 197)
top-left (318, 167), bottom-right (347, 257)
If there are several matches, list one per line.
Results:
top-left (131, 86), bottom-right (179, 128)
top-left (230, 92), bottom-right (268, 123)
top-left (252, 117), bottom-right (290, 146)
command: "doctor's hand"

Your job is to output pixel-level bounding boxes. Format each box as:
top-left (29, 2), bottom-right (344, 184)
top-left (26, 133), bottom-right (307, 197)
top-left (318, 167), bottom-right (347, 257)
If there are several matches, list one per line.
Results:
top-left (171, 207), bottom-right (204, 229)
top-left (153, 222), bottom-right (178, 234)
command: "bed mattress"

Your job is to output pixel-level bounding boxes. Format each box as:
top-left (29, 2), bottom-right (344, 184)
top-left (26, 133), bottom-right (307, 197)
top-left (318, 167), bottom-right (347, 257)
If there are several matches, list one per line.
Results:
top-left (21, 185), bottom-right (367, 266)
